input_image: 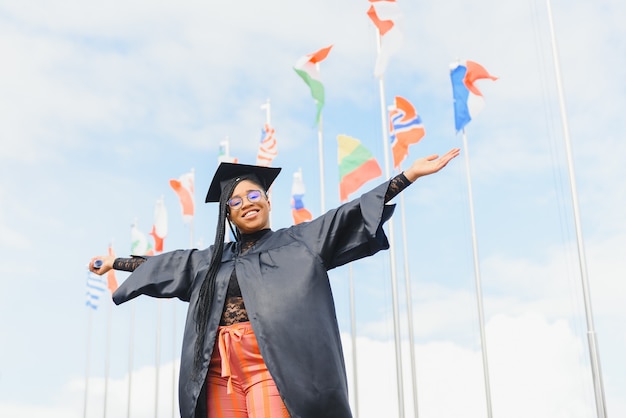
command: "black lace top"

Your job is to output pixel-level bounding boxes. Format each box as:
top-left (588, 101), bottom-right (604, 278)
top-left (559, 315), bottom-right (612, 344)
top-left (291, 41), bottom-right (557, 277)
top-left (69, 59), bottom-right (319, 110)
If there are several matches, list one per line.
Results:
top-left (112, 173), bottom-right (412, 325)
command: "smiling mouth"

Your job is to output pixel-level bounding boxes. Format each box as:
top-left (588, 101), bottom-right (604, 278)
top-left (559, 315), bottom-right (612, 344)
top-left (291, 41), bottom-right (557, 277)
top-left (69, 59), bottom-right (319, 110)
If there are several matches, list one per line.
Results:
top-left (243, 209), bottom-right (259, 218)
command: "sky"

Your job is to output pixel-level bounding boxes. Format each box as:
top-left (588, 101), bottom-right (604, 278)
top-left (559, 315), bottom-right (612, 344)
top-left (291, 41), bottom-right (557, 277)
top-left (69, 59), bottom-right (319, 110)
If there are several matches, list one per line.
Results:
top-left (1, 0), bottom-right (625, 417)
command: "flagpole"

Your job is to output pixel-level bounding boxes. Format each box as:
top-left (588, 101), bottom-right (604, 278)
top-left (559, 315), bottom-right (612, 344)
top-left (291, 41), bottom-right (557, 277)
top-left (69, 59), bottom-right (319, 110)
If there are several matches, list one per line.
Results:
top-left (348, 263), bottom-right (360, 418)
top-left (461, 129), bottom-right (493, 418)
top-left (316, 63), bottom-right (326, 214)
top-left (262, 99), bottom-right (275, 227)
top-left (127, 304), bottom-right (135, 418)
top-left (546, 1), bottom-right (607, 416)
top-left (83, 308), bottom-right (93, 418)
top-left (374, 34), bottom-right (405, 417)
top-left (155, 300), bottom-right (161, 418)
top-left (171, 302), bottom-right (177, 418)
top-left (190, 168), bottom-right (195, 248)
top-left (103, 297), bottom-right (112, 418)
top-left (388, 95), bottom-right (422, 418)
top-left (399, 184), bottom-right (419, 418)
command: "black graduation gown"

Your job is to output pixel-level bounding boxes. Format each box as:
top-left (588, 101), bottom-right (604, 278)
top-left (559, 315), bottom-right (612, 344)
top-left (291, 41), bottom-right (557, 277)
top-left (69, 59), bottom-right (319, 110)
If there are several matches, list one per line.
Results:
top-left (112, 180), bottom-right (395, 418)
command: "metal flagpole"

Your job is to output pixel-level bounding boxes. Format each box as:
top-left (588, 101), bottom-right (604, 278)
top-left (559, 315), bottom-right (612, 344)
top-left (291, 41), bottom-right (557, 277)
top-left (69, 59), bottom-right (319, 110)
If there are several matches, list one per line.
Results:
top-left (155, 301), bottom-right (161, 418)
top-left (545, 1), bottom-right (607, 416)
top-left (374, 32), bottom-right (405, 417)
top-left (83, 308), bottom-right (93, 418)
top-left (315, 63), bottom-right (326, 214)
top-left (461, 129), bottom-right (493, 418)
top-left (127, 304), bottom-right (135, 418)
top-left (104, 297), bottom-right (113, 418)
top-left (189, 168), bottom-right (195, 248)
top-left (261, 99), bottom-right (275, 227)
top-left (171, 303), bottom-right (177, 418)
top-left (399, 188), bottom-right (419, 418)
top-left (348, 263), bottom-right (359, 417)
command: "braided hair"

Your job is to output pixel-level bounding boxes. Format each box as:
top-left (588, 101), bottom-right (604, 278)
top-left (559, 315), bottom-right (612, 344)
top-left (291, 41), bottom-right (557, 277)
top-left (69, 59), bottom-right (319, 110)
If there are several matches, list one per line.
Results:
top-left (192, 174), bottom-right (264, 377)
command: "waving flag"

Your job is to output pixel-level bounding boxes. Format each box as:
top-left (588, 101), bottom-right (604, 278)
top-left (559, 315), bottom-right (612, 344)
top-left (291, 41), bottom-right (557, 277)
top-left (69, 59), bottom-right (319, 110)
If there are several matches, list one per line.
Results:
top-left (291, 169), bottom-right (313, 225)
top-left (131, 222), bottom-right (154, 256)
top-left (450, 60), bottom-right (498, 132)
top-left (256, 123), bottom-right (278, 167)
top-left (86, 270), bottom-right (107, 310)
top-left (367, 0), bottom-right (404, 78)
top-left (150, 197), bottom-right (168, 253)
top-left (338, 134), bottom-right (382, 202)
top-left (106, 244), bottom-right (118, 293)
top-left (169, 170), bottom-right (195, 224)
top-left (389, 96), bottom-right (425, 169)
top-left (294, 45), bottom-right (333, 125)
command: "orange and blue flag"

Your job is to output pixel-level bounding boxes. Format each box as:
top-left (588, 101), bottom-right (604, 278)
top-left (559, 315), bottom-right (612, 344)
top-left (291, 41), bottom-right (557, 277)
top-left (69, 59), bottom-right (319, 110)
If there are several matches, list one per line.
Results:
top-left (389, 96), bottom-right (425, 169)
top-left (450, 60), bottom-right (497, 132)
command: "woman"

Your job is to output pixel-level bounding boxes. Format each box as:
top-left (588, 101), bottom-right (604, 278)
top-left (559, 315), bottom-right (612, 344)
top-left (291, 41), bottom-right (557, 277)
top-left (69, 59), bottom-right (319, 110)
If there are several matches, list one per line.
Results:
top-left (89, 148), bottom-right (460, 418)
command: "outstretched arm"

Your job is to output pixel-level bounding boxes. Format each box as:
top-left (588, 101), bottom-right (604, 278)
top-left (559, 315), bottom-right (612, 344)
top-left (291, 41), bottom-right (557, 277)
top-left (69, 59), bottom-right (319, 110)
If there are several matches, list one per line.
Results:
top-left (402, 148), bottom-right (460, 182)
top-left (89, 255), bottom-right (147, 274)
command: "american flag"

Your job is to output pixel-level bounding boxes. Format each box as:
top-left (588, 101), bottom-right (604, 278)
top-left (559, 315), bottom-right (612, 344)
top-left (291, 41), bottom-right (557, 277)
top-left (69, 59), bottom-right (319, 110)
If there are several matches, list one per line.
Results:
top-left (256, 123), bottom-right (278, 167)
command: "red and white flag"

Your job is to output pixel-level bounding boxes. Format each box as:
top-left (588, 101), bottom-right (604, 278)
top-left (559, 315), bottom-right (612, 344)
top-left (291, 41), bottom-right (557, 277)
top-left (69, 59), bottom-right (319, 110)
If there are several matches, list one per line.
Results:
top-left (367, 0), bottom-right (404, 78)
top-left (169, 170), bottom-right (195, 224)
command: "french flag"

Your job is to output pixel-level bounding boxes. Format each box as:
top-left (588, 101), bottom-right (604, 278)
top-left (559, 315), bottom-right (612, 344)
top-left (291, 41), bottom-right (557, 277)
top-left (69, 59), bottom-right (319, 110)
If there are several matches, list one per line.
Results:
top-left (450, 60), bottom-right (497, 132)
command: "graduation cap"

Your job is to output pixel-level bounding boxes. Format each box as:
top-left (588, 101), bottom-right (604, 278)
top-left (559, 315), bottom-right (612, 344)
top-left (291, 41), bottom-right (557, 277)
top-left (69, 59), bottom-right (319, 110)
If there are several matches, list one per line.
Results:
top-left (205, 162), bottom-right (282, 203)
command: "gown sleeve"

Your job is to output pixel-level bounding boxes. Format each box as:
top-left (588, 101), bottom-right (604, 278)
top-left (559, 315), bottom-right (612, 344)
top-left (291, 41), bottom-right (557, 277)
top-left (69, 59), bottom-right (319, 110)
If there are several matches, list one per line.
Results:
top-left (288, 179), bottom-right (397, 270)
top-left (112, 248), bottom-right (212, 304)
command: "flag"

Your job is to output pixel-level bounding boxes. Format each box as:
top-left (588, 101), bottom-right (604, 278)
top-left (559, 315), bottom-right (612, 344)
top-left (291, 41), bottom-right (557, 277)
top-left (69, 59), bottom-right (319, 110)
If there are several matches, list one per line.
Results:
top-left (337, 134), bottom-right (382, 202)
top-left (291, 170), bottom-right (313, 225)
top-left (169, 170), bottom-right (194, 224)
top-left (389, 96), bottom-right (425, 169)
top-left (294, 45), bottom-right (333, 125)
top-left (150, 197), bottom-right (168, 253)
top-left (131, 222), bottom-right (154, 256)
top-left (256, 123), bottom-right (278, 167)
top-left (106, 244), bottom-right (118, 293)
top-left (86, 270), bottom-right (107, 310)
top-left (450, 60), bottom-right (498, 132)
top-left (367, 0), bottom-right (404, 78)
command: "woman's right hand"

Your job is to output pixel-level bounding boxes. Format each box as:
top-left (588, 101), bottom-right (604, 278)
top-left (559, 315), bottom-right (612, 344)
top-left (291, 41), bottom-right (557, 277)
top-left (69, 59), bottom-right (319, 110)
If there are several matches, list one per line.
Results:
top-left (89, 255), bottom-right (115, 275)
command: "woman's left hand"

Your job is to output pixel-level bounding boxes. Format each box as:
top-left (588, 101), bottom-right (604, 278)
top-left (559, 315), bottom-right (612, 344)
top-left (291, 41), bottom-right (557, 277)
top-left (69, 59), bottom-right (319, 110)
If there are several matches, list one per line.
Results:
top-left (403, 148), bottom-right (461, 182)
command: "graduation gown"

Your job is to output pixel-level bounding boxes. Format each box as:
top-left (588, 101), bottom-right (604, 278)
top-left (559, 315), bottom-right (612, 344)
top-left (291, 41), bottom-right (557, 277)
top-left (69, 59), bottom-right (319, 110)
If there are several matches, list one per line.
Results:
top-left (112, 180), bottom-right (395, 418)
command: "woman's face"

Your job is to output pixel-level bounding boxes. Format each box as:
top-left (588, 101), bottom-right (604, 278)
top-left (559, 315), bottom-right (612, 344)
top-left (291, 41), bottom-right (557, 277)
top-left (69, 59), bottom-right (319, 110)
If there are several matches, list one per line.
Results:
top-left (227, 179), bottom-right (271, 234)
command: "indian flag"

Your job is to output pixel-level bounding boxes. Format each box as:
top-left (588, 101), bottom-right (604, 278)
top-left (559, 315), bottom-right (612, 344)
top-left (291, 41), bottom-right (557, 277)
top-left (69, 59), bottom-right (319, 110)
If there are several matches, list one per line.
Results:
top-left (294, 45), bottom-right (333, 125)
top-left (337, 134), bottom-right (382, 202)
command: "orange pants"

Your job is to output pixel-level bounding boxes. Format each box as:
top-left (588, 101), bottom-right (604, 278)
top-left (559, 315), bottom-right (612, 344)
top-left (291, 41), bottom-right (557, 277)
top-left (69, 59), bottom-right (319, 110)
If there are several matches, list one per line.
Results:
top-left (206, 322), bottom-right (290, 418)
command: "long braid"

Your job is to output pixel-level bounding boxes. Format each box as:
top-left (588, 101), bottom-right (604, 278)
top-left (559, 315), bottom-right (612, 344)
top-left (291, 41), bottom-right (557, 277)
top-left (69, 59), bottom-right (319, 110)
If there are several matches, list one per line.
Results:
top-left (192, 178), bottom-right (239, 377)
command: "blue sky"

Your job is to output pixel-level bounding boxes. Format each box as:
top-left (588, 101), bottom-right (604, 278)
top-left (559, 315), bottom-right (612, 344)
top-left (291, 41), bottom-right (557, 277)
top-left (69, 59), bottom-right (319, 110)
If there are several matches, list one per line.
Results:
top-left (1, 1), bottom-right (625, 417)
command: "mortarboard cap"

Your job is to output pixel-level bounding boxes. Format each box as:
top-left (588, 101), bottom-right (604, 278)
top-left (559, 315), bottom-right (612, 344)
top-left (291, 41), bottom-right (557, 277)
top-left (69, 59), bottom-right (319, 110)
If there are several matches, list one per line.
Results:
top-left (205, 162), bottom-right (282, 203)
